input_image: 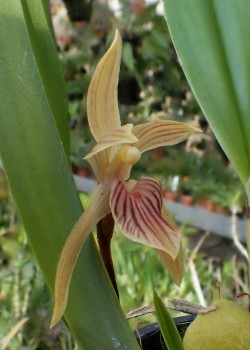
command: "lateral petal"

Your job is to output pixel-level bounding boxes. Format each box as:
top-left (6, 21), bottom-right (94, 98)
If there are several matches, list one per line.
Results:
top-left (84, 124), bottom-right (138, 160)
top-left (51, 184), bottom-right (110, 328)
top-left (110, 178), bottom-right (180, 258)
top-left (132, 120), bottom-right (201, 153)
top-left (156, 242), bottom-right (184, 286)
top-left (87, 29), bottom-right (122, 142)
top-left (86, 148), bottom-right (110, 182)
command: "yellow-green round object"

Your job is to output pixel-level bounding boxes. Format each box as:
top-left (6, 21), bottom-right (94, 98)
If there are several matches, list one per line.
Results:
top-left (183, 299), bottom-right (250, 350)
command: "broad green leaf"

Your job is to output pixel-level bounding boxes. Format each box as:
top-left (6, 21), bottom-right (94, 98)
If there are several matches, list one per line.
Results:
top-left (153, 291), bottom-right (184, 350)
top-left (20, 0), bottom-right (70, 158)
top-left (0, 2), bottom-right (139, 349)
top-left (163, 0), bottom-right (250, 185)
top-left (40, 0), bottom-right (58, 43)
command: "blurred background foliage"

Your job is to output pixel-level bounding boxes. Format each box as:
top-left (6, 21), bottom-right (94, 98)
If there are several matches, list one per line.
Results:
top-left (0, 0), bottom-right (248, 348)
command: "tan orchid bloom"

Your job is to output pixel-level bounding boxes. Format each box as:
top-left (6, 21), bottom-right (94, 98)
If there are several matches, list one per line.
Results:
top-left (51, 29), bottom-right (201, 327)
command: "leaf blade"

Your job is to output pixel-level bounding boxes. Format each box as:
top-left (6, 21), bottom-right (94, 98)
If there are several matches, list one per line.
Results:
top-left (20, 0), bottom-right (70, 157)
top-left (163, 0), bottom-right (250, 184)
top-left (153, 291), bottom-right (184, 350)
top-left (0, 2), bottom-right (139, 349)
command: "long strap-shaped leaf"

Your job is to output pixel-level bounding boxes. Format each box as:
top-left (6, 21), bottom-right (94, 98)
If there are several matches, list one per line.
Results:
top-left (0, 2), bottom-right (139, 349)
top-left (21, 0), bottom-right (70, 158)
top-left (163, 0), bottom-right (250, 185)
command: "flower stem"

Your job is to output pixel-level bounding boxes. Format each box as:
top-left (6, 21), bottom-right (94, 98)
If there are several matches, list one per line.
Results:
top-left (245, 179), bottom-right (250, 289)
top-left (97, 214), bottom-right (119, 297)
top-left (246, 206), bottom-right (250, 289)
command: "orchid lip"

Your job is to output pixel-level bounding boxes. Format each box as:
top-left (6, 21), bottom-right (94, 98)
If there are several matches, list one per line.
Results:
top-left (110, 178), bottom-right (181, 258)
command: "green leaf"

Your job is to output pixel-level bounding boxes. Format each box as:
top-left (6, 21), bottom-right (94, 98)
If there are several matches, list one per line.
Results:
top-left (163, 0), bottom-right (250, 185)
top-left (153, 291), bottom-right (184, 350)
top-left (0, 2), bottom-right (139, 349)
top-left (20, 0), bottom-right (70, 158)
top-left (123, 42), bottom-right (135, 71)
top-left (40, 0), bottom-right (58, 43)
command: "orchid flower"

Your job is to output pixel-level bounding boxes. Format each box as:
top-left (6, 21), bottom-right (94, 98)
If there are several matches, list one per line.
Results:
top-left (51, 30), bottom-right (201, 327)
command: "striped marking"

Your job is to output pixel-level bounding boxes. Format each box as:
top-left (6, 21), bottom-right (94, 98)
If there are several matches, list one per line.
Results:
top-left (133, 121), bottom-right (200, 152)
top-left (110, 178), bottom-right (180, 256)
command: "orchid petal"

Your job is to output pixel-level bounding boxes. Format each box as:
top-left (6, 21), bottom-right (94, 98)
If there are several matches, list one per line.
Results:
top-left (86, 148), bottom-right (110, 182)
top-left (132, 120), bottom-right (202, 153)
top-left (84, 124), bottom-right (138, 160)
top-left (110, 178), bottom-right (180, 258)
top-left (156, 243), bottom-right (184, 286)
top-left (51, 184), bottom-right (110, 328)
top-left (87, 29), bottom-right (122, 142)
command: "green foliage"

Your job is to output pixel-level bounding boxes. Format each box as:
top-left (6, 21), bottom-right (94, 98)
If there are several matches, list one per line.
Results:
top-left (163, 0), bottom-right (250, 270)
top-left (0, 192), bottom-right (246, 347)
top-left (0, 2), bottom-right (139, 349)
top-left (117, 2), bottom-right (200, 120)
top-left (111, 223), bottom-right (244, 325)
top-left (0, 226), bottom-right (77, 349)
top-left (163, 0), bottom-right (250, 186)
top-left (153, 291), bottom-right (184, 350)
top-left (1, 1), bottom-right (249, 347)
top-left (21, 0), bottom-right (70, 158)
top-left (63, 0), bottom-right (201, 146)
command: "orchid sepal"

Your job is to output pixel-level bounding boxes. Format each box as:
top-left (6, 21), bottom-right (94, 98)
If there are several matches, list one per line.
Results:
top-left (51, 184), bottom-right (111, 328)
top-left (133, 120), bottom-right (202, 153)
top-left (87, 29), bottom-right (122, 142)
top-left (85, 149), bottom-right (110, 183)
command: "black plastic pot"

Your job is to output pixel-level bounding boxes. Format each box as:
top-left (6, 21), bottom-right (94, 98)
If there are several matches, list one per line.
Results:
top-left (135, 315), bottom-right (195, 349)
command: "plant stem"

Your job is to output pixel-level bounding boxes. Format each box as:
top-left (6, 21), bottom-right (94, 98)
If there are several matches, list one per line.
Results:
top-left (246, 206), bottom-right (250, 289)
top-left (97, 214), bottom-right (119, 297)
top-left (245, 179), bottom-right (250, 289)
